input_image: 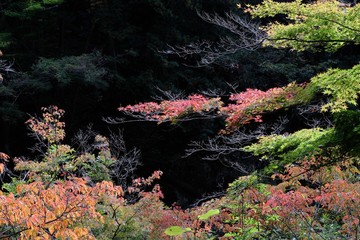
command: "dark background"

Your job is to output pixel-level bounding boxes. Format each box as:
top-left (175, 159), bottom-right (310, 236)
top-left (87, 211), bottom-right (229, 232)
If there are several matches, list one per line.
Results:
top-left (1, 0), bottom-right (359, 206)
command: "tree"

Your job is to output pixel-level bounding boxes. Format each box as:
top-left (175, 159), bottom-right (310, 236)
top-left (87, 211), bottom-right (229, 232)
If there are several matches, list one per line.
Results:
top-left (117, 1), bottom-right (360, 238)
top-left (166, 0), bottom-right (360, 65)
top-left (1, 0), bottom-right (360, 238)
top-left (119, 0), bottom-right (360, 166)
top-left (248, 0), bottom-right (360, 52)
top-left (0, 106), bottom-right (165, 239)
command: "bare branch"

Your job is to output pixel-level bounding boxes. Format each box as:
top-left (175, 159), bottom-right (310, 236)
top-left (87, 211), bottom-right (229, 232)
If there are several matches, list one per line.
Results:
top-left (184, 117), bottom-right (289, 173)
top-left (72, 124), bottom-right (97, 153)
top-left (225, 81), bottom-right (239, 93)
top-left (197, 11), bottom-right (265, 50)
top-left (270, 116), bottom-right (289, 134)
top-left (103, 113), bottom-right (221, 125)
top-left (0, 59), bottom-right (15, 73)
top-left (108, 128), bottom-right (127, 157)
top-left (72, 126), bottom-right (142, 187)
top-left (296, 100), bottom-right (333, 128)
top-left (189, 191), bottom-right (226, 208)
top-left (161, 11), bottom-right (265, 66)
top-left (200, 88), bottom-right (227, 98)
top-left (107, 129), bottom-right (142, 187)
top-left (111, 148), bottom-right (142, 187)
top-left (152, 86), bottom-right (185, 101)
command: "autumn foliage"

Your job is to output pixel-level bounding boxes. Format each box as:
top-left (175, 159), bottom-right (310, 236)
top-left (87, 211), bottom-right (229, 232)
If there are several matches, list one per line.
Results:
top-left (0, 107), bottom-right (166, 239)
top-left (26, 106), bottom-right (66, 144)
top-left (0, 178), bottom-right (108, 239)
top-left (0, 100), bottom-right (359, 239)
top-left (170, 156), bottom-right (359, 239)
top-left (221, 82), bottom-right (303, 131)
top-left (1, 2), bottom-right (359, 238)
top-left (119, 82), bottom-right (304, 132)
top-left (119, 94), bottom-right (222, 123)
top-left (0, 152), bottom-right (9, 175)
top-left (1, 81), bottom-right (358, 239)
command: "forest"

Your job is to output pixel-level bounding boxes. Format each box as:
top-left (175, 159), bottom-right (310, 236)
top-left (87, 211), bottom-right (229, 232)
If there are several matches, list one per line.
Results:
top-left (0, 0), bottom-right (359, 239)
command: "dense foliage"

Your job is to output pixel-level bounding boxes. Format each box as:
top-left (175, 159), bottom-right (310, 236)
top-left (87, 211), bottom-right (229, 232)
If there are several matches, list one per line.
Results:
top-left (0, 0), bottom-right (359, 239)
top-left (117, 0), bottom-right (360, 238)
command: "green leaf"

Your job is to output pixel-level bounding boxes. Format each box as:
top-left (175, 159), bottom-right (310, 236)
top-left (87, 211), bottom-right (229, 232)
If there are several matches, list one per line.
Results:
top-left (43, 0), bottom-right (64, 4)
top-left (24, 3), bottom-right (43, 11)
top-left (2, 178), bottom-right (26, 195)
top-left (198, 209), bottom-right (220, 220)
top-left (224, 232), bottom-right (239, 237)
top-left (164, 226), bottom-right (191, 236)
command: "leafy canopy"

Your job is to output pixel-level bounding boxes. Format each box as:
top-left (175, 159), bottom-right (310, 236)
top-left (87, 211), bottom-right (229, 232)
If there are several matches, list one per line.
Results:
top-left (311, 63), bottom-right (360, 112)
top-left (248, 0), bottom-right (360, 51)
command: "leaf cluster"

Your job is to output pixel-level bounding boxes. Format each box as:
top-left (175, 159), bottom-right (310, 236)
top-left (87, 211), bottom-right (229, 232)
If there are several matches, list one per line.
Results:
top-left (311, 63), bottom-right (360, 112)
top-left (248, 0), bottom-right (360, 51)
top-left (243, 128), bottom-right (335, 173)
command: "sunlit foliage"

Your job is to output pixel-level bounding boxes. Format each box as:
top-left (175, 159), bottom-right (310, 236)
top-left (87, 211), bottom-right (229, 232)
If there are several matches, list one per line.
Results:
top-left (247, 0), bottom-right (360, 51)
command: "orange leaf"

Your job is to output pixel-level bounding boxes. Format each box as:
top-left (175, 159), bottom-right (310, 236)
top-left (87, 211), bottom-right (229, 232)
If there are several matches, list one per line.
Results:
top-left (0, 163), bottom-right (5, 174)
